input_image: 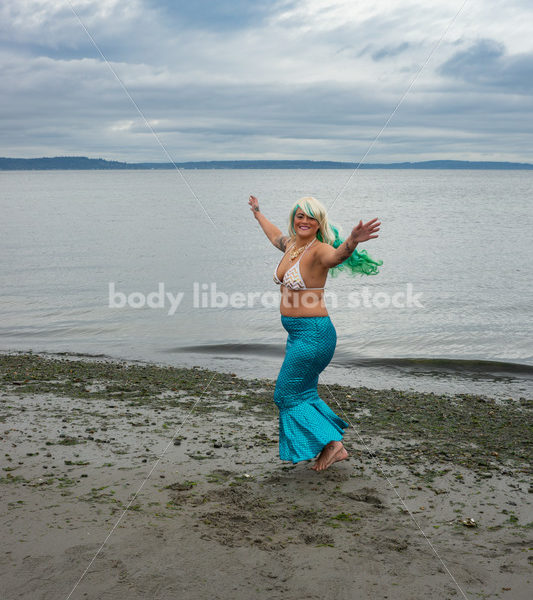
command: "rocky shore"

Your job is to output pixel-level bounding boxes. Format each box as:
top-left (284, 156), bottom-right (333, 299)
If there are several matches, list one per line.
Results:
top-left (1, 351), bottom-right (532, 599)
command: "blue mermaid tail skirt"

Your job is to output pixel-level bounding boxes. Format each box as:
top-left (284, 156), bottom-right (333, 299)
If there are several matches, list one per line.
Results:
top-left (273, 315), bottom-right (349, 463)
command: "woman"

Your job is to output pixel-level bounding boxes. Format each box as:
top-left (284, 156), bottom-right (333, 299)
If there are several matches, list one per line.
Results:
top-left (249, 195), bottom-right (382, 471)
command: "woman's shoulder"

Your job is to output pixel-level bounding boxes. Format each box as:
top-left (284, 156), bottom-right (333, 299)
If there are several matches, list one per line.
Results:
top-left (312, 238), bottom-right (332, 252)
top-left (310, 238), bottom-right (334, 262)
top-left (310, 238), bottom-right (339, 270)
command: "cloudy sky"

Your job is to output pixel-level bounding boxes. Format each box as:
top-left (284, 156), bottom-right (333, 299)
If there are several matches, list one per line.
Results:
top-left (1, 0), bottom-right (532, 163)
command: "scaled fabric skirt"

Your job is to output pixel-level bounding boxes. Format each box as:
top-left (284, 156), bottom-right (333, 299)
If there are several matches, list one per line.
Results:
top-left (273, 315), bottom-right (349, 463)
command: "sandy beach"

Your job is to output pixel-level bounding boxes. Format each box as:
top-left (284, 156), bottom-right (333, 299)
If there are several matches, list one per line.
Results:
top-left (1, 351), bottom-right (532, 599)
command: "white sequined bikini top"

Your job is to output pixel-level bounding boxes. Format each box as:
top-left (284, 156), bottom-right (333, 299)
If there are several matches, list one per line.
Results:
top-left (273, 238), bottom-right (325, 291)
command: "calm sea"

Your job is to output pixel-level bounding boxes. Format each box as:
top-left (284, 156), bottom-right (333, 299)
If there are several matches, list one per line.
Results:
top-left (1, 169), bottom-right (532, 400)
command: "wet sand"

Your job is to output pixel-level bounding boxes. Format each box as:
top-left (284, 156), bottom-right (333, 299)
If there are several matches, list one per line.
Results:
top-left (1, 351), bottom-right (532, 599)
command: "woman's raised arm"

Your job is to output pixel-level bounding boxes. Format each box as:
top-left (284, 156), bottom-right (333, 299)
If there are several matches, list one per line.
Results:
top-left (317, 218), bottom-right (381, 268)
top-left (249, 195), bottom-right (290, 251)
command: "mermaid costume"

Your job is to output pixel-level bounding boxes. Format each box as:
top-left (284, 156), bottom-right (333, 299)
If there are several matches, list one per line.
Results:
top-left (273, 240), bottom-right (349, 463)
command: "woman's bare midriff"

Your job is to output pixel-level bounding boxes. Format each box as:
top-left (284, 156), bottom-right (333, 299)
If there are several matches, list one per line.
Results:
top-left (276, 243), bottom-right (329, 317)
top-left (279, 287), bottom-right (328, 317)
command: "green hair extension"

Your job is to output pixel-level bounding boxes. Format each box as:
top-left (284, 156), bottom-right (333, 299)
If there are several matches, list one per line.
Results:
top-left (318, 223), bottom-right (383, 278)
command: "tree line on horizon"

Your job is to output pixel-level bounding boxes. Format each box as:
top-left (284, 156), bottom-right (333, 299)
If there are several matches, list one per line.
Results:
top-left (1, 156), bottom-right (532, 170)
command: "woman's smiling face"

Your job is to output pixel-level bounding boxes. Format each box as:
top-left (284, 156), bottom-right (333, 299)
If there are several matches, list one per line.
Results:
top-left (294, 209), bottom-right (320, 239)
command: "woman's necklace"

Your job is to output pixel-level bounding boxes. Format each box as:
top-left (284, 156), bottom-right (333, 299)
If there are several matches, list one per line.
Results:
top-left (289, 239), bottom-right (314, 260)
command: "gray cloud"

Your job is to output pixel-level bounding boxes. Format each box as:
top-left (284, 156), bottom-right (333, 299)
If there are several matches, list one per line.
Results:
top-left (371, 42), bottom-right (411, 61)
top-left (145, 0), bottom-right (294, 31)
top-left (0, 1), bottom-right (532, 163)
top-left (440, 38), bottom-right (533, 93)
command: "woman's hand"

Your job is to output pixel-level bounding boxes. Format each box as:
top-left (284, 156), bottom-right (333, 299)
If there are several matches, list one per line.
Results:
top-left (248, 195), bottom-right (261, 218)
top-left (317, 217), bottom-right (381, 269)
top-left (349, 218), bottom-right (381, 243)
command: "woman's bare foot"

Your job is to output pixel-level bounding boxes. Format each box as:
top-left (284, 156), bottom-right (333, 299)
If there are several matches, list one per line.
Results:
top-left (310, 441), bottom-right (349, 472)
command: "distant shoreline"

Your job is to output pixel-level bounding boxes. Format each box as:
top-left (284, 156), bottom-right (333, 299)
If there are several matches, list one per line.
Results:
top-left (1, 156), bottom-right (533, 170)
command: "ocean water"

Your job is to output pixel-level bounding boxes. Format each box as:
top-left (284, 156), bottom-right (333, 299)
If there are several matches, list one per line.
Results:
top-left (1, 169), bottom-right (532, 400)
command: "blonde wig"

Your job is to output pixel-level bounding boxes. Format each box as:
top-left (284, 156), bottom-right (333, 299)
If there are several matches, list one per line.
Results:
top-left (287, 196), bottom-right (383, 277)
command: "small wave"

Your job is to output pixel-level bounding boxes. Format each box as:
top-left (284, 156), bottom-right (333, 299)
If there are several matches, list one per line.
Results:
top-left (167, 342), bottom-right (284, 358)
top-left (168, 343), bottom-right (533, 382)
top-left (334, 356), bottom-right (533, 379)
